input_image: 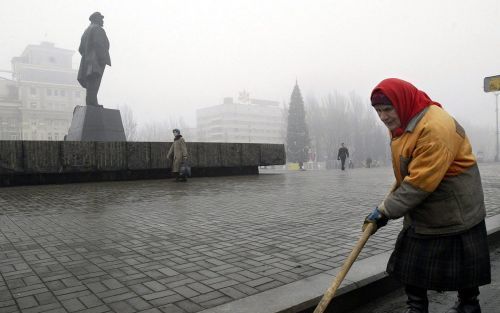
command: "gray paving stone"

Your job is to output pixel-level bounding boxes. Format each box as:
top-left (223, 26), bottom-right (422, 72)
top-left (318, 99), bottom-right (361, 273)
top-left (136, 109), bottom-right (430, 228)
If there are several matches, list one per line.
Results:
top-left (22, 302), bottom-right (63, 313)
top-left (77, 304), bottom-right (110, 313)
top-left (34, 292), bottom-right (57, 305)
top-left (78, 294), bottom-right (103, 308)
top-left (0, 305), bottom-right (20, 313)
top-left (143, 290), bottom-right (177, 301)
top-left (107, 300), bottom-right (136, 313)
top-left (17, 295), bottom-right (38, 309)
top-left (61, 298), bottom-right (86, 312)
top-left (199, 295), bottom-right (232, 308)
top-left (159, 304), bottom-right (184, 313)
top-left (218, 286), bottom-right (247, 300)
top-left (174, 300), bottom-right (204, 313)
top-left (172, 286), bottom-right (199, 299)
top-left (126, 296), bottom-right (152, 310)
top-left (148, 294), bottom-right (184, 307)
top-left (185, 283), bottom-right (212, 295)
top-left (0, 299), bottom-right (17, 308)
top-left (138, 309), bottom-right (162, 313)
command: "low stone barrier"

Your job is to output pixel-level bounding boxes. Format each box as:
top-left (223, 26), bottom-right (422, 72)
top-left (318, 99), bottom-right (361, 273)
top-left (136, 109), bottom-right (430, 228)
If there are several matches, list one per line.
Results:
top-left (0, 141), bottom-right (285, 186)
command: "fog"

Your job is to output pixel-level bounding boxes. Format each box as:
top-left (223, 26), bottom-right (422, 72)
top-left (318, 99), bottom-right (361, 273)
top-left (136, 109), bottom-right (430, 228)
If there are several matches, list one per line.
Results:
top-left (1, 0), bottom-right (499, 139)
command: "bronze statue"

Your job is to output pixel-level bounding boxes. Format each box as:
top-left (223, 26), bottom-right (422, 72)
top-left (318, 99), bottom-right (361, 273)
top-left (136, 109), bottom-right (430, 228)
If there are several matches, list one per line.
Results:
top-left (77, 12), bottom-right (111, 106)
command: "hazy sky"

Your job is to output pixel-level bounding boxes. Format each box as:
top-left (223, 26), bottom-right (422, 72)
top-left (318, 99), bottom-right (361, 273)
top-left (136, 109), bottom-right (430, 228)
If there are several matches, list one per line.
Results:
top-left (1, 0), bottom-right (500, 128)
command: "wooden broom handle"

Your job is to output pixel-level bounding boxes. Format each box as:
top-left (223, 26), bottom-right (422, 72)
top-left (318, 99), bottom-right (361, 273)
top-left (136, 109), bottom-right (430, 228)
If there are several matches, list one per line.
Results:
top-left (313, 223), bottom-right (375, 313)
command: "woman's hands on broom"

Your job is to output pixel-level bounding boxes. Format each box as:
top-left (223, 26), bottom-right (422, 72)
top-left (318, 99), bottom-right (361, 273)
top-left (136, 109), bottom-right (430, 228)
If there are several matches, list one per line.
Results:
top-left (362, 207), bottom-right (389, 234)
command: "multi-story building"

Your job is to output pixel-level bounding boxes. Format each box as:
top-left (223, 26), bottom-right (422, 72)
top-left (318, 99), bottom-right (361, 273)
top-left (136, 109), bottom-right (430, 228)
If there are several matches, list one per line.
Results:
top-left (196, 91), bottom-right (285, 144)
top-left (0, 77), bottom-right (22, 140)
top-left (0, 41), bottom-right (84, 140)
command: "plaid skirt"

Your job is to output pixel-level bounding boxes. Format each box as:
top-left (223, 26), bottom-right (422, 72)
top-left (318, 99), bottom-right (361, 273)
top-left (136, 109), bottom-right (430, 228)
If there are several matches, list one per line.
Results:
top-left (387, 220), bottom-right (491, 291)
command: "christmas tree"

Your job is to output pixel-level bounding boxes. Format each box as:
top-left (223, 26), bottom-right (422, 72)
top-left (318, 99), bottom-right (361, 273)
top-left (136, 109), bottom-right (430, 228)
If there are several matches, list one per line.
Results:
top-left (286, 81), bottom-right (309, 166)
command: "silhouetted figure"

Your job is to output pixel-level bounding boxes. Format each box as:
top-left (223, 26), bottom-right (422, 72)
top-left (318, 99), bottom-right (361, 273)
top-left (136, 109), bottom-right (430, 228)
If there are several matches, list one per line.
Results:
top-left (337, 143), bottom-right (349, 170)
top-left (366, 157), bottom-right (372, 168)
top-left (77, 12), bottom-right (111, 106)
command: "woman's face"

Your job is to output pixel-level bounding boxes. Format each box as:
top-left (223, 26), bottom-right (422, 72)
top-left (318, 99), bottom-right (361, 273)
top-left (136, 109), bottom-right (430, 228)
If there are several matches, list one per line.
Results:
top-left (173, 131), bottom-right (179, 136)
top-left (373, 104), bottom-right (401, 131)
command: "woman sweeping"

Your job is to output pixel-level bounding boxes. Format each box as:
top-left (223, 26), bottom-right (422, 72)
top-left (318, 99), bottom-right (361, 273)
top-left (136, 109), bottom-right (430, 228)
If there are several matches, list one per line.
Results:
top-left (363, 78), bottom-right (491, 313)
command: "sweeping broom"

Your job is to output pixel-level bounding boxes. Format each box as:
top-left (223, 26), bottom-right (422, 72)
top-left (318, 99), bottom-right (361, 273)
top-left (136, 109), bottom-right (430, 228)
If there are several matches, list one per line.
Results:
top-left (313, 222), bottom-right (376, 313)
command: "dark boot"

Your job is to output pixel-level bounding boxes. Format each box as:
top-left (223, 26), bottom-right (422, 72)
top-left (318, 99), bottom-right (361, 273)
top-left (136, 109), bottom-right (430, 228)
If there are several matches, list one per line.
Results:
top-left (404, 285), bottom-right (429, 313)
top-left (446, 287), bottom-right (481, 313)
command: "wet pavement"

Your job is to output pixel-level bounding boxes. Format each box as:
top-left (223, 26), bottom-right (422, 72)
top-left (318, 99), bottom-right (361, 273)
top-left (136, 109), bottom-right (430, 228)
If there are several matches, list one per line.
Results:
top-left (0, 163), bottom-right (499, 313)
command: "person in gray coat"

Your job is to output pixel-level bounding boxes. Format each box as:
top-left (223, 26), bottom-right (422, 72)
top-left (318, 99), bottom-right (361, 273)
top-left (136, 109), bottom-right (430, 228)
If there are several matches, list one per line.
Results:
top-left (167, 129), bottom-right (188, 181)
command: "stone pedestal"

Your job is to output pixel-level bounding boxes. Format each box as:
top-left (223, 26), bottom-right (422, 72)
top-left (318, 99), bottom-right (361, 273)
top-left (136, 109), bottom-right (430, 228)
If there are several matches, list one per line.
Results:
top-left (66, 105), bottom-right (126, 141)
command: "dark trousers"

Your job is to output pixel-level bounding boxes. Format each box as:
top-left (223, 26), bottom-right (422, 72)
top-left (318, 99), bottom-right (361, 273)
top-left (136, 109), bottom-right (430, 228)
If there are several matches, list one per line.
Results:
top-left (85, 73), bottom-right (103, 106)
top-left (340, 157), bottom-right (346, 170)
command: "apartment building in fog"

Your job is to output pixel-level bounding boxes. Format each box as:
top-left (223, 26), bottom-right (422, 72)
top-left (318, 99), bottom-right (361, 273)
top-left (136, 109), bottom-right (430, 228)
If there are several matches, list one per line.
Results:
top-left (0, 41), bottom-right (84, 140)
top-left (196, 92), bottom-right (285, 144)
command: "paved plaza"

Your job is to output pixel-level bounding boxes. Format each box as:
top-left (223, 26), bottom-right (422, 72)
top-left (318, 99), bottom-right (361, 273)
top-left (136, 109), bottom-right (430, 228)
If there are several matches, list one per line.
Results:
top-left (1, 164), bottom-right (499, 313)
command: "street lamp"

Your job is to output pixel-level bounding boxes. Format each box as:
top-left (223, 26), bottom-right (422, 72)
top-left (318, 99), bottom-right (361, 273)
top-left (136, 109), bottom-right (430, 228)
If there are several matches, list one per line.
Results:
top-left (483, 75), bottom-right (500, 162)
top-left (495, 92), bottom-right (499, 162)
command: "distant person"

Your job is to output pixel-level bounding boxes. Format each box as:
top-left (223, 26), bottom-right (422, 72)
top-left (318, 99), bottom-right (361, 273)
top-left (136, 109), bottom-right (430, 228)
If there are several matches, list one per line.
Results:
top-left (77, 12), bottom-right (111, 106)
top-left (363, 78), bottom-right (490, 313)
top-left (337, 143), bottom-right (349, 170)
top-left (167, 129), bottom-right (188, 182)
top-left (366, 157), bottom-right (372, 168)
top-left (348, 159), bottom-right (354, 169)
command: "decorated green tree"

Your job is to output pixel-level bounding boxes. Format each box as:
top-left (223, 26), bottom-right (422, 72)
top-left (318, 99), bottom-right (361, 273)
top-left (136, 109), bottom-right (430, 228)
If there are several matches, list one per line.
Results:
top-left (286, 81), bottom-right (309, 165)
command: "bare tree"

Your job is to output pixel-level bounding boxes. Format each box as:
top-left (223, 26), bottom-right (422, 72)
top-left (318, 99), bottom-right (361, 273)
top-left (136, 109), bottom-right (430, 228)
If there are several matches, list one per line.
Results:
top-left (304, 90), bottom-right (389, 166)
top-left (118, 104), bottom-right (138, 141)
top-left (136, 115), bottom-right (189, 142)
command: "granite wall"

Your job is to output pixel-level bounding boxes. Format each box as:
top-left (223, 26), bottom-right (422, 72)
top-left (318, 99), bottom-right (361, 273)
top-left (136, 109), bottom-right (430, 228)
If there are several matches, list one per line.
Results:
top-left (0, 141), bottom-right (285, 186)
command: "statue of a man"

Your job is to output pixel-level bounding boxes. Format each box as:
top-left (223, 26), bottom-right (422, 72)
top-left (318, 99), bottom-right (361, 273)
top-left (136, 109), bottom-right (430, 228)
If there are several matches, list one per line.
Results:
top-left (77, 12), bottom-right (111, 106)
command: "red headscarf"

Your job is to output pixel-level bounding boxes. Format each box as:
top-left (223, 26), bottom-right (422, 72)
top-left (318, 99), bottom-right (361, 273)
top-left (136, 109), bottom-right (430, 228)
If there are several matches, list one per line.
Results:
top-left (371, 78), bottom-right (441, 137)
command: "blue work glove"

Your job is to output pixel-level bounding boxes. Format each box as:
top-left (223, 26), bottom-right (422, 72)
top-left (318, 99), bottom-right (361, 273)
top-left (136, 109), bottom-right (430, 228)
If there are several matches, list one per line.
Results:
top-left (362, 207), bottom-right (388, 234)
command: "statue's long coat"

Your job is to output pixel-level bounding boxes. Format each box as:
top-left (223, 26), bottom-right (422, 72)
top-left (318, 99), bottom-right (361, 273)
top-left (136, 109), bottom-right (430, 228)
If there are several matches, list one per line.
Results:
top-left (77, 24), bottom-right (111, 88)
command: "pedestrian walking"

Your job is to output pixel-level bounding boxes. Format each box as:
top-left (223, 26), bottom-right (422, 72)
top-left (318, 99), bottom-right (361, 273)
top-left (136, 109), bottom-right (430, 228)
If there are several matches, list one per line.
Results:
top-left (366, 157), bottom-right (372, 168)
top-left (363, 78), bottom-right (490, 313)
top-left (337, 143), bottom-right (349, 170)
top-left (167, 128), bottom-right (188, 182)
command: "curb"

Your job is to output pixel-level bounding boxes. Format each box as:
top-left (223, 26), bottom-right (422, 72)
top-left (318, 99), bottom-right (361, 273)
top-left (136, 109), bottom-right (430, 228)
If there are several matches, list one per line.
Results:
top-left (199, 214), bottom-right (500, 313)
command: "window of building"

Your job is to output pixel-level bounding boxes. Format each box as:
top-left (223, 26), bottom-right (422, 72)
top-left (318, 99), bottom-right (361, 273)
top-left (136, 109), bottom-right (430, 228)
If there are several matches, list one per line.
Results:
top-left (49, 56), bottom-right (56, 63)
top-left (48, 133), bottom-right (52, 140)
top-left (47, 89), bottom-right (52, 96)
top-left (60, 90), bottom-right (66, 97)
top-left (30, 87), bottom-right (37, 95)
top-left (54, 133), bottom-right (59, 141)
top-left (54, 90), bottom-right (59, 96)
